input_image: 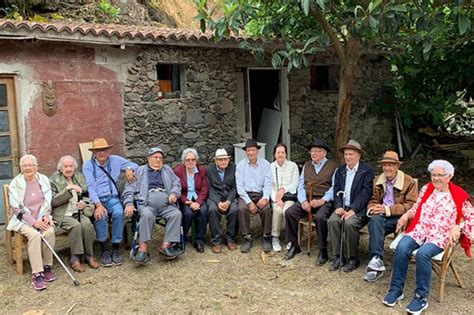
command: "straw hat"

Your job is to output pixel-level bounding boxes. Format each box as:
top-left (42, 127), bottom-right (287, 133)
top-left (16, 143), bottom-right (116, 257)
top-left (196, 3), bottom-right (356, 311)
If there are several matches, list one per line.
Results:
top-left (88, 138), bottom-right (113, 151)
top-left (214, 148), bottom-right (231, 159)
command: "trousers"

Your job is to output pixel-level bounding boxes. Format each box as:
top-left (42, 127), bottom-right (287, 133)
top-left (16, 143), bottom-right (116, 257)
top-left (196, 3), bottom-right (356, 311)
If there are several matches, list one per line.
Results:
top-left (19, 224), bottom-right (55, 274)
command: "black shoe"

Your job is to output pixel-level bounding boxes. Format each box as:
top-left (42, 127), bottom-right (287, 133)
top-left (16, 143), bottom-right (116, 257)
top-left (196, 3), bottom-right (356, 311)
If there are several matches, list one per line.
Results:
top-left (262, 236), bottom-right (272, 252)
top-left (343, 257), bottom-right (360, 272)
top-left (316, 249), bottom-right (328, 266)
top-left (112, 250), bottom-right (123, 266)
top-left (100, 251), bottom-right (113, 267)
top-left (240, 237), bottom-right (253, 253)
top-left (159, 247), bottom-right (178, 260)
top-left (329, 256), bottom-right (345, 271)
top-left (194, 242), bottom-right (205, 253)
top-left (284, 244), bottom-right (301, 260)
top-left (171, 243), bottom-right (185, 256)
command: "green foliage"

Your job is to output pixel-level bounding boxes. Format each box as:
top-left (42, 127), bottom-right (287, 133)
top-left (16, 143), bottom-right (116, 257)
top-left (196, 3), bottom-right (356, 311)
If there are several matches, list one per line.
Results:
top-left (196, 1), bottom-right (472, 70)
top-left (96, 0), bottom-right (121, 23)
top-left (371, 37), bottom-right (473, 135)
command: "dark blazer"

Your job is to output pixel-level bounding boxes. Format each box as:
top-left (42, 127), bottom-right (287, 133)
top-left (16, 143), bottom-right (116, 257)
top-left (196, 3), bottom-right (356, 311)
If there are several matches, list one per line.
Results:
top-left (173, 164), bottom-right (209, 207)
top-left (206, 162), bottom-right (237, 204)
top-left (333, 161), bottom-right (374, 216)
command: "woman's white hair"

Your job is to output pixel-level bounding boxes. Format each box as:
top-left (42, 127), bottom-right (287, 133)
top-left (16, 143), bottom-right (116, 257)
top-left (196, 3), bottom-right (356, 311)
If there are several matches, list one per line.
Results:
top-left (181, 148), bottom-right (199, 163)
top-left (428, 159), bottom-right (455, 176)
top-left (57, 155), bottom-right (78, 171)
top-left (20, 154), bottom-right (38, 167)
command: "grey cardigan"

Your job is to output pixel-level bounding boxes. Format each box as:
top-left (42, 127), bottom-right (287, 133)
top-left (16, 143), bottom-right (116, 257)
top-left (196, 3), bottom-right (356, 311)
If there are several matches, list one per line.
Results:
top-left (122, 164), bottom-right (181, 208)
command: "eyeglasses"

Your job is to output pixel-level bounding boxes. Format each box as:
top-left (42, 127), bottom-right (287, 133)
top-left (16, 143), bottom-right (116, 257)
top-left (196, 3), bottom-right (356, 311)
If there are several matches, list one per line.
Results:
top-left (20, 164), bottom-right (37, 168)
top-left (431, 173), bottom-right (448, 178)
top-left (185, 158), bottom-right (196, 162)
top-left (149, 156), bottom-right (163, 161)
top-left (310, 149), bottom-right (324, 153)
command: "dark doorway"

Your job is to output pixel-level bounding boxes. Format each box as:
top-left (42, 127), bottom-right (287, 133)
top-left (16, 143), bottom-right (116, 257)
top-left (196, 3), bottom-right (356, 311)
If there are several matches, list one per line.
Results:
top-left (248, 69), bottom-right (280, 139)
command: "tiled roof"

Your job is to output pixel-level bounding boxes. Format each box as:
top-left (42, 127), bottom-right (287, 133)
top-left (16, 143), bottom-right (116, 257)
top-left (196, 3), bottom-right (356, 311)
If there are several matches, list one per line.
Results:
top-left (0, 19), bottom-right (259, 47)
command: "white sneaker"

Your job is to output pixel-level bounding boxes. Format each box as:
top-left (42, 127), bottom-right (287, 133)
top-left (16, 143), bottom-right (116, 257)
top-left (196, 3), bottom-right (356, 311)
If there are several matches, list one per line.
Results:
top-left (367, 256), bottom-right (385, 272)
top-left (272, 237), bottom-right (281, 252)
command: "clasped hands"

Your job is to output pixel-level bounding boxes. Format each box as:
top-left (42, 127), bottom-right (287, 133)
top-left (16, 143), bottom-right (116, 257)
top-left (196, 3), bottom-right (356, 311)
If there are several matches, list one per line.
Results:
top-left (248, 198), bottom-right (268, 214)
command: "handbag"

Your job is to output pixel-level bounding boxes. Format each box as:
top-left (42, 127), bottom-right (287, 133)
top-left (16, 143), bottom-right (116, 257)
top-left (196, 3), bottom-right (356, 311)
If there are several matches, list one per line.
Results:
top-left (275, 166), bottom-right (297, 202)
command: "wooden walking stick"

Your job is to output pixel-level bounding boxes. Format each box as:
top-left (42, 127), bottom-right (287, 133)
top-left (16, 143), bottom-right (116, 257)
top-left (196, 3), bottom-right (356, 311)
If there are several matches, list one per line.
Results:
top-left (305, 181), bottom-right (317, 256)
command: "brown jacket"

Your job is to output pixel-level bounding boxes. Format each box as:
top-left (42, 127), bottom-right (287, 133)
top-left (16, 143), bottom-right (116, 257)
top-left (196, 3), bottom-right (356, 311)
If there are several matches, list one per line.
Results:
top-left (367, 170), bottom-right (418, 217)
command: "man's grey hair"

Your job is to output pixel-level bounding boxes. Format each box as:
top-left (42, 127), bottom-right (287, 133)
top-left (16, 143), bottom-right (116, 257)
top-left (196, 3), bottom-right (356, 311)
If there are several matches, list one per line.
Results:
top-left (428, 159), bottom-right (455, 176)
top-left (181, 148), bottom-right (199, 163)
top-left (20, 154), bottom-right (38, 167)
top-left (57, 155), bottom-right (78, 171)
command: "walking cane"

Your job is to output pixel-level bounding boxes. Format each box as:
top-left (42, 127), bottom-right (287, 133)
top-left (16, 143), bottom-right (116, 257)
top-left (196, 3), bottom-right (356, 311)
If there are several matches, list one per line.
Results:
top-left (76, 191), bottom-right (83, 223)
top-left (305, 182), bottom-right (317, 256)
top-left (336, 191), bottom-right (347, 273)
top-left (17, 212), bottom-right (80, 286)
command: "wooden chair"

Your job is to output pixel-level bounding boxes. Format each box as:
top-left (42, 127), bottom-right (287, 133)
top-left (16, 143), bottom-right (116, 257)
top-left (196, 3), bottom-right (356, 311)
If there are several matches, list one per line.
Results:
top-left (4, 184), bottom-right (26, 274)
top-left (3, 184), bottom-right (68, 275)
top-left (389, 233), bottom-right (465, 302)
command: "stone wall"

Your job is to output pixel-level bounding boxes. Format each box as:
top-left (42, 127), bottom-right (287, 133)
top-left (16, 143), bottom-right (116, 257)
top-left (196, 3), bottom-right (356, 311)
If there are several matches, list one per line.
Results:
top-left (123, 46), bottom-right (393, 167)
top-left (123, 46), bottom-right (257, 166)
top-left (288, 53), bottom-right (393, 164)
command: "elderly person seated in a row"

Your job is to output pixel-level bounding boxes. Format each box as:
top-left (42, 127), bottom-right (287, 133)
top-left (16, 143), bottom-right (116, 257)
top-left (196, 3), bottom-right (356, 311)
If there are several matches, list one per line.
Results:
top-left (364, 151), bottom-right (418, 282)
top-left (270, 143), bottom-right (299, 252)
top-left (174, 148), bottom-right (209, 253)
top-left (207, 148), bottom-right (239, 253)
top-left (7, 154), bottom-right (56, 291)
top-left (50, 155), bottom-right (99, 272)
top-left (123, 147), bottom-right (183, 262)
top-left (236, 139), bottom-right (272, 253)
top-left (83, 138), bottom-right (138, 267)
top-left (383, 160), bottom-right (473, 315)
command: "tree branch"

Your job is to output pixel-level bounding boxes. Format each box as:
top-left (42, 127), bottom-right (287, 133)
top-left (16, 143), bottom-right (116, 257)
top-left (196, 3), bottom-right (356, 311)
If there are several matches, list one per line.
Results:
top-left (310, 7), bottom-right (346, 63)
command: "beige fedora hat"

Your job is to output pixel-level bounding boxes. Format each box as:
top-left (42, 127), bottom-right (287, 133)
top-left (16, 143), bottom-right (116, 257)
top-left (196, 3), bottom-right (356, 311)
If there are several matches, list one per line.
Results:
top-left (88, 138), bottom-right (113, 151)
top-left (378, 151), bottom-right (402, 164)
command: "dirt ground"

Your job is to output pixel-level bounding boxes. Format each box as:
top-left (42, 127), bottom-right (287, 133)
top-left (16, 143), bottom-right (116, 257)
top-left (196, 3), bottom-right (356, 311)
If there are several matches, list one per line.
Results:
top-left (0, 219), bottom-right (473, 314)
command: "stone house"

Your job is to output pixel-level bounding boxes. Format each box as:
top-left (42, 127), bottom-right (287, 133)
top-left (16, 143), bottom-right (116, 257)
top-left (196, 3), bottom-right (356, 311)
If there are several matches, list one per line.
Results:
top-left (0, 19), bottom-right (392, 181)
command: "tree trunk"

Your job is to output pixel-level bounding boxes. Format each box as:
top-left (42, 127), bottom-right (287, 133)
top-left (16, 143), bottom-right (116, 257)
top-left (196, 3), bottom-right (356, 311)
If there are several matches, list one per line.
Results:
top-left (334, 38), bottom-right (362, 161)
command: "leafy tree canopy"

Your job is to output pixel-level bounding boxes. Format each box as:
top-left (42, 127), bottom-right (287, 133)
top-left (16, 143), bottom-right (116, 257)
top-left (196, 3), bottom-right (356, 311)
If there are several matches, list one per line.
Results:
top-left (197, 0), bottom-right (473, 154)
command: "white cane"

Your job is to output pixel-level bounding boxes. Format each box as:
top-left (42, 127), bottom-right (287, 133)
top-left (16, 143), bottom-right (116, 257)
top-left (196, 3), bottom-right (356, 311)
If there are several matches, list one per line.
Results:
top-left (18, 213), bottom-right (80, 286)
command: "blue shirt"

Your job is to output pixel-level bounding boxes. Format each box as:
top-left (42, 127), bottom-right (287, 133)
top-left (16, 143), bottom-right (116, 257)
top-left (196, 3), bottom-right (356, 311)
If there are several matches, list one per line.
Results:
top-left (217, 167), bottom-right (225, 182)
top-left (83, 155), bottom-right (138, 204)
top-left (236, 157), bottom-right (272, 204)
top-left (343, 162), bottom-right (359, 207)
top-left (148, 166), bottom-right (165, 190)
top-left (186, 166), bottom-right (198, 201)
top-left (297, 158), bottom-right (334, 203)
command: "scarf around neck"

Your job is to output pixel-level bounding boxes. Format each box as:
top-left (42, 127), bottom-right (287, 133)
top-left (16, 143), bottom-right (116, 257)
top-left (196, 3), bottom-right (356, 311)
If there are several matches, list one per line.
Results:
top-left (406, 182), bottom-right (471, 257)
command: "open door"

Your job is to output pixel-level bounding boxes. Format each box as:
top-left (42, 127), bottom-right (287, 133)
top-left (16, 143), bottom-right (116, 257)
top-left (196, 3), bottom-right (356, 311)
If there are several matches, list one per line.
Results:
top-left (0, 77), bottom-right (20, 223)
top-left (246, 68), bottom-right (290, 161)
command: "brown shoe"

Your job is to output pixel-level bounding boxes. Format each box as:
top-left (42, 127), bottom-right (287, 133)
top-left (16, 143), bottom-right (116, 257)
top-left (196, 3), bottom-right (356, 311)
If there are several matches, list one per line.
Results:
top-left (211, 244), bottom-right (222, 254)
top-left (226, 241), bottom-right (237, 251)
top-left (71, 260), bottom-right (84, 273)
top-left (86, 257), bottom-right (100, 269)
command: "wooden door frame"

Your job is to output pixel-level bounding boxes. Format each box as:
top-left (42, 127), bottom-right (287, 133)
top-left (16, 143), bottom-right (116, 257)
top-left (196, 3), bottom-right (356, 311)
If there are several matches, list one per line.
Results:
top-left (0, 76), bottom-right (20, 176)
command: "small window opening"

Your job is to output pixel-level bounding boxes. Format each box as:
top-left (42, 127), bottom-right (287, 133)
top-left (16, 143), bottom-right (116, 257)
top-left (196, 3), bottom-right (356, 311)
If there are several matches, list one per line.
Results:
top-left (157, 64), bottom-right (182, 98)
top-left (310, 65), bottom-right (339, 91)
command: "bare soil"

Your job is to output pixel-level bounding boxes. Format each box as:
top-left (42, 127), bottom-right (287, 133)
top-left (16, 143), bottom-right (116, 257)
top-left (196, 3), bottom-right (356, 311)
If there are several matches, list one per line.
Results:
top-left (0, 219), bottom-right (472, 314)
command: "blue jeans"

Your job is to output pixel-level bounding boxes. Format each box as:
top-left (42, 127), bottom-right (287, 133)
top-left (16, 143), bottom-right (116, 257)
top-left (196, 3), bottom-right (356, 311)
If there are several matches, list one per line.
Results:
top-left (180, 202), bottom-right (208, 244)
top-left (389, 235), bottom-right (443, 298)
top-left (94, 196), bottom-right (124, 243)
top-left (368, 215), bottom-right (398, 259)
